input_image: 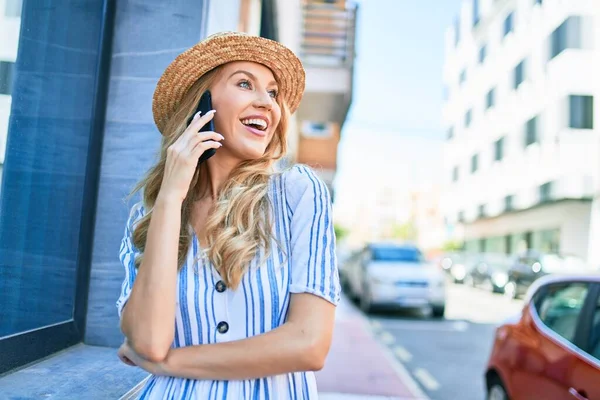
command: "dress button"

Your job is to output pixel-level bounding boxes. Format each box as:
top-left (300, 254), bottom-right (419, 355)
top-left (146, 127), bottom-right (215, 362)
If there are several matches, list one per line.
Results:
top-left (215, 280), bottom-right (226, 293)
top-left (217, 321), bottom-right (229, 334)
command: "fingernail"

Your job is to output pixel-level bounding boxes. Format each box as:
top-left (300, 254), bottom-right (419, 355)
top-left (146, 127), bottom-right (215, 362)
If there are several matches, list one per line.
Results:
top-left (193, 111), bottom-right (202, 119)
top-left (219, 134), bottom-right (225, 140)
top-left (207, 109), bottom-right (216, 115)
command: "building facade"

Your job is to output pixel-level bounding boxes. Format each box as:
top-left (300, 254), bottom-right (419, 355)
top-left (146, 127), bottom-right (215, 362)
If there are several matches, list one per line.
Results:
top-left (0, 0), bottom-right (356, 391)
top-left (442, 0), bottom-right (599, 261)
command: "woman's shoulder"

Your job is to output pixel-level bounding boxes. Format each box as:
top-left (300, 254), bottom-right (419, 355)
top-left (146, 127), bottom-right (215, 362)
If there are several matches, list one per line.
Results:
top-left (280, 164), bottom-right (330, 209)
top-left (125, 201), bottom-right (146, 226)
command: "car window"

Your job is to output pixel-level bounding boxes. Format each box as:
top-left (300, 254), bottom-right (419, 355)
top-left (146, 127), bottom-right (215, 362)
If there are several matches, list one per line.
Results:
top-left (536, 282), bottom-right (589, 343)
top-left (371, 247), bottom-right (424, 263)
top-left (588, 291), bottom-right (600, 361)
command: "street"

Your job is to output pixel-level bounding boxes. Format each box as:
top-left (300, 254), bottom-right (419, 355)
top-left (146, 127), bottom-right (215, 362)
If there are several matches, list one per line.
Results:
top-left (364, 281), bottom-right (524, 400)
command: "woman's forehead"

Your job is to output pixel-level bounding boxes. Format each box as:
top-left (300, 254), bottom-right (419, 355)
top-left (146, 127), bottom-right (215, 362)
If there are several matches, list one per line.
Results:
top-left (221, 61), bottom-right (277, 84)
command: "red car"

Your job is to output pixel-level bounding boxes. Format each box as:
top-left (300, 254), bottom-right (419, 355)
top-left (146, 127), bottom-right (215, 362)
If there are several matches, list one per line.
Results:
top-left (485, 274), bottom-right (600, 400)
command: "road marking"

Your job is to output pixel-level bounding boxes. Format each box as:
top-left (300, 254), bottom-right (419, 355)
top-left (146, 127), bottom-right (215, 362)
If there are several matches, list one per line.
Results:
top-left (413, 368), bottom-right (440, 391)
top-left (379, 331), bottom-right (395, 345)
top-left (452, 320), bottom-right (469, 331)
top-left (393, 345), bottom-right (413, 362)
top-left (379, 320), bottom-right (468, 332)
top-left (370, 320), bottom-right (382, 331)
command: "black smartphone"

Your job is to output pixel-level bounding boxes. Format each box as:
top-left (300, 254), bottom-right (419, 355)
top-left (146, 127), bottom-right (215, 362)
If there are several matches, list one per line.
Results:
top-left (187, 90), bottom-right (217, 165)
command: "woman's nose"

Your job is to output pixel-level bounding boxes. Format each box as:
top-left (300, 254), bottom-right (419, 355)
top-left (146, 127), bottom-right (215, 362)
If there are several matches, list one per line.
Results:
top-left (253, 91), bottom-right (273, 110)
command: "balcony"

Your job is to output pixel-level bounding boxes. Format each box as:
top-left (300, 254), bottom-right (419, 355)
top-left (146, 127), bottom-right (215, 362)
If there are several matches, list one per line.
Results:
top-left (296, 0), bottom-right (357, 126)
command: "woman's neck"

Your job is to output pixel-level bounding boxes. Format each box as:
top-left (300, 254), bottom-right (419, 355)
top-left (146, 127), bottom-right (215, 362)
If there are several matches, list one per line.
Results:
top-left (197, 156), bottom-right (240, 200)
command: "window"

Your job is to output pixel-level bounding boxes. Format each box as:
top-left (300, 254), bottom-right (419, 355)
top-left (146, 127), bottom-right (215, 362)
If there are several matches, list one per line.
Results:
top-left (514, 60), bottom-right (525, 89)
top-left (455, 17), bottom-right (460, 47)
top-left (4, 0), bottom-right (22, 18)
top-left (535, 0), bottom-right (543, 5)
top-left (447, 126), bottom-right (454, 140)
top-left (452, 166), bottom-right (459, 182)
top-left (0, 61), bottom-right (14, 95)
top-left (458, 211), bottom-right (465, 223)
top-left (550, 17), bottom-right (582, 60)
top-left (301, 121), bottom-right (333, 138)
top-left (525, 116), bottom-right (538, 146)
top-left (588, 294), bottom-right (600, 361)
top-left (460, 69), bottom-right (467, 85)
top-left (494, 137), bottom-right (504, 161)
top-left (471, 154), bottom-right (479, 173)
top-left (486, 88), bottom-right (495, 109)
top-left (535, 282), bottom-right (589, 343)
top-left (504, 12), bottom-right (514, 37)
top-left (478, 204), bottom-right (486, 218)
top-left (504, 195), bottom-right (513, 212)
top-left (539, 181), bottom-right (553, 203)
top-left (473, 0), bottom-right (480, 26)
top-left (479, 45), bottom-right (487, 64)
top-left (465, 109), bottom-right (472, 128)
top-left (569, 95), bottom-right (593, 129)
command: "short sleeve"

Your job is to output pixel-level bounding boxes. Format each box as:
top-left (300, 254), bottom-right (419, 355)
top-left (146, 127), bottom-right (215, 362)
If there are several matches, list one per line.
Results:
top-left (116, 202), bottom-right (145, 318)
top-left (284, 165), bottom-right (341, 305)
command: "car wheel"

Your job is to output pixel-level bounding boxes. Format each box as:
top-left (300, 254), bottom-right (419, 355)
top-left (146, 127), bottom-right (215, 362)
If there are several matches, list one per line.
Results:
top-left (487, 375), bottom-right (510, 400)
top-left (431, 305), bottom-right (445, 319)
top-left (360, 283), bottom-right (373, 314)
top-left (503, 281), bottom-right (517, 300)
top-left (464, 275), bottom-right (474, 287)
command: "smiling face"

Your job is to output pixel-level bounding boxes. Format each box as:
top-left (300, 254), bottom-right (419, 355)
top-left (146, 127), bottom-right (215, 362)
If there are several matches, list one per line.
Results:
top-left (209, 61), bottom-right (282, 162)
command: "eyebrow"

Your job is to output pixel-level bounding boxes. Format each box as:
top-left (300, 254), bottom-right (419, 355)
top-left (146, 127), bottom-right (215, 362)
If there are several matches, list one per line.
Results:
top-left (229, 70), bottom-right (277, 87)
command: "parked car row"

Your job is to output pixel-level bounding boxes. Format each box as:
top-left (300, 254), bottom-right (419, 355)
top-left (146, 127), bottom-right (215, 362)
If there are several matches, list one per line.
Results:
top-left (339, 242), bottom-right (447, 318)
top-left (439, 250), bottom-right (597, 299)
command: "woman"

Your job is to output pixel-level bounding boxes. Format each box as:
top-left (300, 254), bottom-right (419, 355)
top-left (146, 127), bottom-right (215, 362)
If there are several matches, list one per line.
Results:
top-left (116, 32), bottom-right (340, 399)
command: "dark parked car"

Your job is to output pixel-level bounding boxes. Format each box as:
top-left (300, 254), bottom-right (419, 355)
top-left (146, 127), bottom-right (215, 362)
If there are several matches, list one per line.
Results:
top-left (504, 251), bottom-right (594, 299)
top-left (465, 253), bottom-right (513, 293)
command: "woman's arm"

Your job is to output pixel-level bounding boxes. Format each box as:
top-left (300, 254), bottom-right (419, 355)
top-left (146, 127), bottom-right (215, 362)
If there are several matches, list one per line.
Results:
top-left (161, 293), bottom-right (335, 380)
top-left (120, 111), bottom-right (222, 362)
top-left (120, 196), bottom-right (182, 362)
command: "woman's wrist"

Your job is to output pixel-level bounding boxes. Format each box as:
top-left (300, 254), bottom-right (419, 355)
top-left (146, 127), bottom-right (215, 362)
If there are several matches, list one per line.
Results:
top-left (155, 190), bottom-right (184, 209)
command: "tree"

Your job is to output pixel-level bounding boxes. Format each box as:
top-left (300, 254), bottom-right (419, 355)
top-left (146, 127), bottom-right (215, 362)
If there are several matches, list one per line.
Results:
top-left (334, 224), bottom-right (350, 241)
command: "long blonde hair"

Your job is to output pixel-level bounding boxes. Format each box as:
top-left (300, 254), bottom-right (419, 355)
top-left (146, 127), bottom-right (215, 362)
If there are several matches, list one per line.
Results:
top-left (129, 64), bottom-right (290, 289)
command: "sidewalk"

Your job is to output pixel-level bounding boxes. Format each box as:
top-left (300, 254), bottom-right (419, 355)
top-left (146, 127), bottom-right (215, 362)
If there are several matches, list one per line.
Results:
top-left (316, 297), bottom-right (429, 400)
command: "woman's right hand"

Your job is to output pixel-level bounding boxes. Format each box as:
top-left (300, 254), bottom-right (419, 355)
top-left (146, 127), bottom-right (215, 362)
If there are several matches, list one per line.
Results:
top-left (157, 110), bottom-right (224, 204)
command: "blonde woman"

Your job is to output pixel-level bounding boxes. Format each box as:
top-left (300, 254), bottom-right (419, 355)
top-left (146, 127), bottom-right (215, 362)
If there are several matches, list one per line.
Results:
top-left (116, 32), bottom-right (340, 399)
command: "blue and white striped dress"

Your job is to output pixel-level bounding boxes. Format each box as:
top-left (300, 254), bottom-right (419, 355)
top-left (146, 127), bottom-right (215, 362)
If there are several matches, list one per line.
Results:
top-left (116, 164), bottom-right (341, 400)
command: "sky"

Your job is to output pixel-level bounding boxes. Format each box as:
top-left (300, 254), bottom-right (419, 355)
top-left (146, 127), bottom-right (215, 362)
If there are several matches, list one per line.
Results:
top-left (334, 0), bottom-right (464, 223)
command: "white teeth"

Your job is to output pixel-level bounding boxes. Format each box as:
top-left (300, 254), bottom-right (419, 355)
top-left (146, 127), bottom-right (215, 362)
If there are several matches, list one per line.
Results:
top-left (241, 118), bottom-right (267, 130)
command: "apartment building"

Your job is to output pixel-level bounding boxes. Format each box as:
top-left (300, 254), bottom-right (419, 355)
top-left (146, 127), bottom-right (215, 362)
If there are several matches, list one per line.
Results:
top-left (292, 0), bottom-right (357, 200)
top-left (442, 0), bottom-right (599, 261)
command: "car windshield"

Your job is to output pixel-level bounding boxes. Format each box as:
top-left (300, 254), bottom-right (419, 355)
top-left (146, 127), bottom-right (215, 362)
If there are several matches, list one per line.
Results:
top-left (371, 247), bottom-right (424, 263)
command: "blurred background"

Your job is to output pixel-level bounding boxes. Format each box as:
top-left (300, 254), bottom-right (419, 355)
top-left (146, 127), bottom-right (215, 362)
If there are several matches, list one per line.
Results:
top-left (0, 0), bottom-right (599, 399)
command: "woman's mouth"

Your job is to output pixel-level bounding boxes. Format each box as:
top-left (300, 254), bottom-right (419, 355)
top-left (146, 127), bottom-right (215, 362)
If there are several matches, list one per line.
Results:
top-left (240, 118), bottom-right (268, 137)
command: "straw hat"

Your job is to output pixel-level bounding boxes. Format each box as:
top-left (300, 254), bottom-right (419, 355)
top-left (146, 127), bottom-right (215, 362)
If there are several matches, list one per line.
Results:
top-left (152, 31), bottom-right (306, 135)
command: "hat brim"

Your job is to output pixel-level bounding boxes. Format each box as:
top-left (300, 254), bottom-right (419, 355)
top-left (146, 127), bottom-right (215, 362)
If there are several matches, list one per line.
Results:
top-left (152, 32), bottom-right (306, 135)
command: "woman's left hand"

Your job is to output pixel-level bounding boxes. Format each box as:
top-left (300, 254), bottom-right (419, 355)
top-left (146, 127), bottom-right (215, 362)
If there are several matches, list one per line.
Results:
top-left (118, 340), bottom-right (168, 376)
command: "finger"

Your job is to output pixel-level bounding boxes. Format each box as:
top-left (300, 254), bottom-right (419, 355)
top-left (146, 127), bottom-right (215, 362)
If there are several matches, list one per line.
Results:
top-left (191, 140), bottom-right (223, 158)
top-left (188, 131), bottom-right (224, 147)
top-left (186, 109), bottom-right (216, 136)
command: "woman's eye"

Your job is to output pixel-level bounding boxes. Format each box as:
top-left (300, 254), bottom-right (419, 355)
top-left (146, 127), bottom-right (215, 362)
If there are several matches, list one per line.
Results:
top-left (268, 90), bottom-right (278, 99)
top-left (238, 80), bottom-right (251, 89)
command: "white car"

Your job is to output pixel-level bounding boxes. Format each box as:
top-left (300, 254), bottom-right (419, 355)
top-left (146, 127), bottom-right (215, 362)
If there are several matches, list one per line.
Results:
top-left (344, 243), bottom-right (447, 317)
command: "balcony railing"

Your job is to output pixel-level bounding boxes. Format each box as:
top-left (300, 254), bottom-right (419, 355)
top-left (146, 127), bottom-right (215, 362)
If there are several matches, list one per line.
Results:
top-left (300, 1), bottom-right (357, 68)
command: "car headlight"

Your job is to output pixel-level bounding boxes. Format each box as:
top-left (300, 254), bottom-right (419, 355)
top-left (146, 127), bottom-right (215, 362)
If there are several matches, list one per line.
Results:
top-left (452, 264), bottom-right (466, 279)
top-left (492, 272), bottom-right (508, 287)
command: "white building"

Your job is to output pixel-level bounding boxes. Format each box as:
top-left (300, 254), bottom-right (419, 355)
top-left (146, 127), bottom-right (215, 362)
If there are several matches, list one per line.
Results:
top-left (442, 0), bottom-right (599, 262)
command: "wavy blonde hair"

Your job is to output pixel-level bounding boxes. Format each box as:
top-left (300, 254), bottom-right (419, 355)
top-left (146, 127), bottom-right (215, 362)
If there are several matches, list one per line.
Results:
top-left (129, 64), bottom-right (290, 289)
